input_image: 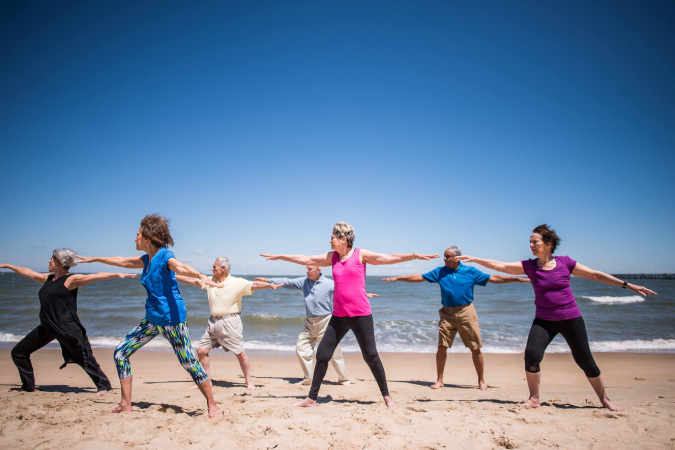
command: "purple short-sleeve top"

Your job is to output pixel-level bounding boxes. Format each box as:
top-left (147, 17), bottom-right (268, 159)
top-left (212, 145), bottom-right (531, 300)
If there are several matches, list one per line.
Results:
top-left (521, 255), bottom-right (581, 321)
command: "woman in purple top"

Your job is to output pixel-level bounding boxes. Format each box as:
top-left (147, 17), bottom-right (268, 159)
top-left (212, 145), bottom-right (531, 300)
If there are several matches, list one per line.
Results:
top-left (261, 221), bottom-right (438, 408)
top-left (457, 224), bottom-right (656, 411)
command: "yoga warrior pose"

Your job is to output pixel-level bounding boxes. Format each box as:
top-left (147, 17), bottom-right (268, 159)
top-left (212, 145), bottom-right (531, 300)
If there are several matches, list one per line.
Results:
top-left (77, 214), bottom-right (222, 418)
top-left (261, 221), bottom-right (438, 408)
top-left (2, 249), bottom-right (134, 393)
top-left (176, 256), bottom-right (285, 390)
top-left (383, 245), bottom-right (529, 391)
top-left (457, 224), bottom-right (657, 411)
top-left (259, 266), bottom-right (378, 386)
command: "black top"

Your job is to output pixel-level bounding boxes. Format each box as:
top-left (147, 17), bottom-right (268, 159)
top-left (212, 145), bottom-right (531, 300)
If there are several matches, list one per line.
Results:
top-left (39, 274), bottom-right (85, 335)
top-left (38, 274), bottom-right (89, 364)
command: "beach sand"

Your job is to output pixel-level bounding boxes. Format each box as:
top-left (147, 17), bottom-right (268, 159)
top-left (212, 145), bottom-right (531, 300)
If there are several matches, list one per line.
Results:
top-left (0, 349), bottom-right (673, 449)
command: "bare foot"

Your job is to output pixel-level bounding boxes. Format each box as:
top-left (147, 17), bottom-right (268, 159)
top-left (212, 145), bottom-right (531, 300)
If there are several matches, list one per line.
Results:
top-left (338, 380), bottom-right (351, 386)
top-left (384, 396), bottom-right (397, 408)
top-left (430, 381), bottom-right (443, 389)
top-left (112, 403), bottom-right (133, 413)
top-left (293, 397), bottom-right (317, 407)
top-left (246, 382), bottom-right (256, 390)
top-left (95, 389), bottom-right (112, 397)
top-left (208, 403), bottom-right (221, 418)
top-left (478, 380), bottom-right (488, 391)
top-left (293, 378), bottom-right (312, 386)
top-left (523, 397), bottom-right (540, 408)
top-left (9, 388), bottom-right (30, 393)
top-left (601, 396), bottom-right (624, 411)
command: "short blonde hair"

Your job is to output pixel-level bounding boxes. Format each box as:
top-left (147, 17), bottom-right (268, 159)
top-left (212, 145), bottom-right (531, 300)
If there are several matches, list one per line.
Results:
top-left (332, 222), bottom-right (355, 247)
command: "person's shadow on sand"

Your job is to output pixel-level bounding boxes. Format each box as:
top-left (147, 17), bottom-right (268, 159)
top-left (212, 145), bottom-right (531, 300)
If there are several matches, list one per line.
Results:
top-left (415, 397), bottom-right (600, 409)
top-left (3, 384), bottom-right (93, 394)
top-left (389, 379), bottom-right (478, 389)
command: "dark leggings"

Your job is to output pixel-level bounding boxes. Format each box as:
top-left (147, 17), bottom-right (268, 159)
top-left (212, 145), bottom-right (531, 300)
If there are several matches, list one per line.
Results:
top-left (524, 316), bottom-right (601, 378)
top-left (309, 314), bottom-right (389, 400)
top-left (11, 323), bottom-right (112, 392)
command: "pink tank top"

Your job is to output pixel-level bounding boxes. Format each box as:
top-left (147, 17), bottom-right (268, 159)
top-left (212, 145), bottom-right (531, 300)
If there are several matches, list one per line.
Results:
top-left (331, 248), bottom-right (371, 317)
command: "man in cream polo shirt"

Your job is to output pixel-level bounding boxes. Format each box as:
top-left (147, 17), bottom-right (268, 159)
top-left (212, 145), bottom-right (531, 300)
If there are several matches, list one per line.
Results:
top-left (177, 256), bottom-right (284, 390)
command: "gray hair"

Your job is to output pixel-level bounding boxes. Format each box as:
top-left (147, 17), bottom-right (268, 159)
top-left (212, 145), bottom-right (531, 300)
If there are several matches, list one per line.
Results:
top-left (446, 246), bottom-right (462, 257)
top-left (332, 222), bottom-right (355, 247)
top-left (215, 256), bottom-right (231, 273)
top-left (52, 248), bottom-right (77, 269)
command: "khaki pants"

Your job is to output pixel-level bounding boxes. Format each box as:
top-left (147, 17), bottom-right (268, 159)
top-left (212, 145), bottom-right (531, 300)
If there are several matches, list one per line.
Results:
top-left (297, 314), bottom-right (349, 382)
top-left (438, 303), bottom-right (482, 350)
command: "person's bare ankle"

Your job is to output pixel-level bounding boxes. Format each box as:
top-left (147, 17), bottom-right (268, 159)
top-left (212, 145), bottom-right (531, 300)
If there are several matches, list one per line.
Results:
top-left (293, 397), bottom-right (317, 408)
top-left (112, 403), bottom-right (132, 413)
top-left (601, 396), bottom-right (623, 412)
top-left (208, 402), bottom-right (221, 418)
top-left (524, 397), bottom-right (540, 408)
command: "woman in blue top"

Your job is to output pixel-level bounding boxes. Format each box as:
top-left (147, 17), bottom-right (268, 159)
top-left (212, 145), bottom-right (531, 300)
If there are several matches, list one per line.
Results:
top-left (77, 214), bottom-right (222, 418)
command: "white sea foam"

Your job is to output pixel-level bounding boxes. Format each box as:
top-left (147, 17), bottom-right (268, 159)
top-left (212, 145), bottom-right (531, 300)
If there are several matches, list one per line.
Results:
top-left (0, 333), bottom-right (22, 342)
top-left (583, 295), bottom-right (645, 305)
top-left (589, 339), bottom-right (675, 352)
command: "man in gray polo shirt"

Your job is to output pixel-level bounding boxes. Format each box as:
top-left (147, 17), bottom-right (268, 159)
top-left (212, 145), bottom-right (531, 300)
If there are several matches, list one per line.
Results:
top-left (256, 266), bottom-right (353, 386)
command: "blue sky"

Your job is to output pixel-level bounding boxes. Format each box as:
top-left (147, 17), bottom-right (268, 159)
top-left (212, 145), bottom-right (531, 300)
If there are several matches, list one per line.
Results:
top-left (1, 1), bottom-right (673, 275)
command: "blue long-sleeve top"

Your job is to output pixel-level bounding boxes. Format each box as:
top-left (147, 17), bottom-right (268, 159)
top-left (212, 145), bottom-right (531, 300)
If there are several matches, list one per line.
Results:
top-left (268, 275), bottom-right (334, 317)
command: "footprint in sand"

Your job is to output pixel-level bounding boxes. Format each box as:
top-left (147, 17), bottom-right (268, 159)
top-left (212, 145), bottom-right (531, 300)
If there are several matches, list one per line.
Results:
top-left (406, 406), bottom-right (427, 413)
top-left (494, 436), bottom-right (517, 449)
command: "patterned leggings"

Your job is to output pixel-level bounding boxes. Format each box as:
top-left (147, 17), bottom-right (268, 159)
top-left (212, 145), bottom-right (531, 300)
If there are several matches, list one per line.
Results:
top-left (114, 319), bottom-right (208, 385)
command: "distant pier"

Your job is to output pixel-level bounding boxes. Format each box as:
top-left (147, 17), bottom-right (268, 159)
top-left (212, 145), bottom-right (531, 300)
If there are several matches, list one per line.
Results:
top-left (611, 274), bottom-right (675, 280)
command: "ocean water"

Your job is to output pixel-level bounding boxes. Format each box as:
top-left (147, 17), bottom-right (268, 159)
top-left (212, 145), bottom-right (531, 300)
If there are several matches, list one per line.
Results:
top-left (0, 272), bottom-right (673, 354)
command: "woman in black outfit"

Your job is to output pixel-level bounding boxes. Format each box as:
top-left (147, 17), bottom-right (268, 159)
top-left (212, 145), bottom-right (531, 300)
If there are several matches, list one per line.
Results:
top-left (1, 249), bottom-right (135, 393)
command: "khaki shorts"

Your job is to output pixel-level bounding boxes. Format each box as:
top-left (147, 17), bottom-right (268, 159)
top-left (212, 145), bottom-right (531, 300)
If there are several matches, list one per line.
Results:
top-left (438, 303), bottom-right (482, 350)
top-left (197, 314), bottom-right (245, 354)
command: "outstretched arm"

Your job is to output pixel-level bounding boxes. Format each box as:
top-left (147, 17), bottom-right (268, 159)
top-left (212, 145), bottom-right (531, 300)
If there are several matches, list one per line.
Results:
top-left (65, 273), bottom-right (137, 289)
top-left (0, 264), bottom-right (48, 284)
top-left (252, 281), bottom-right (286, 291)
top-left (572, 263), bottom-right (657, 297)
top-left (167, 258), bottom-right (222, 287)
top-left (360, 250), bottom-right (439, 266)
top-left (175, 274), bottom-right (203, 288)
top-left (260, 253), bottom-right (333, 267)
top-left (256, 277), bottom-right (305, 290)
top-left (381, 274), bottom-right (425, 282)
top-left (455, 256), bottom-right (525, 275)
top-left (76, 255), bottom-right (144, 269)
top-left (488, 274), bottom-right (531, 284)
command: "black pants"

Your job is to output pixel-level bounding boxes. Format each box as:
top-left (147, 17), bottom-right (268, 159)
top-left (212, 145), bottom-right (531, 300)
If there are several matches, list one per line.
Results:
top-left (309, 314), bottom-right (389, 400)
top-left (524, 316), bottom-right (601, 378)
top-left (11, 323), bottom-right (112, 392)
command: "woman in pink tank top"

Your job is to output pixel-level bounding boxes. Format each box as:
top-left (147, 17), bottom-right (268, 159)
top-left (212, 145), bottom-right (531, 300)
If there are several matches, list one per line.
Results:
top-left (261, 221), bottom-right (438, 408)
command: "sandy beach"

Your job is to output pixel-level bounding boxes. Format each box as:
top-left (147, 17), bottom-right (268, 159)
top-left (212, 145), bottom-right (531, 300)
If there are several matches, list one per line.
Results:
top-left (0, 349), bottom-right (673, 449)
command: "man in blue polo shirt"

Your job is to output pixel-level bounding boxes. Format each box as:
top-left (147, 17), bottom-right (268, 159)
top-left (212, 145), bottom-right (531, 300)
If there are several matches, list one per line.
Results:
top-left (383, 246), bottom-right (529, 390)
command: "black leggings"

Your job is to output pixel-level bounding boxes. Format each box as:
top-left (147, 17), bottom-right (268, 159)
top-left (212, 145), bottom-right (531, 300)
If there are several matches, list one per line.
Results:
top-left (524, 316), bottom-right (601, 378)
top-left (309, 314), bottom-right (388, 400)
top-left (11, 323), bottom-right (112, 392)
